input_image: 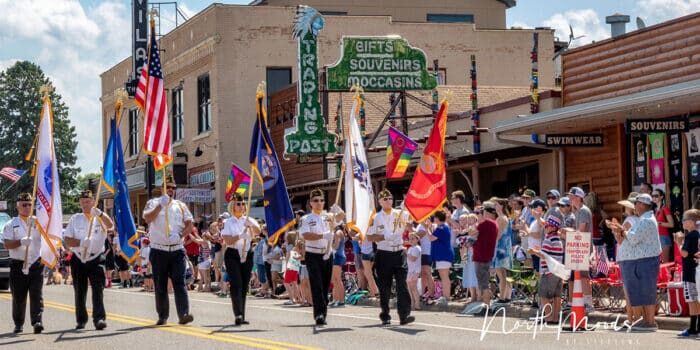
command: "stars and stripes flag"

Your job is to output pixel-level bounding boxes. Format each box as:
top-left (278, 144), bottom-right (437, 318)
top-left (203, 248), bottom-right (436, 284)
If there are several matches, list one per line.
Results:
top-left (595, 247), bottom-right (610, 276)
top-left (135, 19), bottom-right (171, 170)
top-left (0, 167), bottom-right (27, 182)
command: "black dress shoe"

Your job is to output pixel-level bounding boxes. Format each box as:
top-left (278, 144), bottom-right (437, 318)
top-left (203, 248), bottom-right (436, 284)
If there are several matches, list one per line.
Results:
top-left (235, 316), bottom-right (243, 326)
top-left (95, 320), bottom-right (107, 330)
top-left (13, 326), bottom-right (22, 334)
top-left (178, 314), bottom-right (194, 325)
top-left (381, 319), bottom-right (391, 326)
top-left (399, 316), bottom-right (415, 325)
top-left (156, 319), bottom-right (167, 326)
top-left (33, 322), bottom-right (43, 334)
top-left (76, 323), bottom-right (86, 330)
top-left (240, 320), bottom-right (250, 325)
top-left (315, 316), bottom-right (326, 326)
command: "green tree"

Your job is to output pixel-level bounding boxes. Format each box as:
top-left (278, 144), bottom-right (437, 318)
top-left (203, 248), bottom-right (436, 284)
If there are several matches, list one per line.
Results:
top-left (0, 61), bottom-right (80, 215)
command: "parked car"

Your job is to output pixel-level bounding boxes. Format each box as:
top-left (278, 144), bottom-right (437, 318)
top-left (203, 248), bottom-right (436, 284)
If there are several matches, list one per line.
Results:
top-left (0, 212), bottom-right (10, 290)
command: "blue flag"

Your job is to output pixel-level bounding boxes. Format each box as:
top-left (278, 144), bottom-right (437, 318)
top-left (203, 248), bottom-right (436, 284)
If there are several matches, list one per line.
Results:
top-left (103, 114), bottom-right (139, 263)
top-left (249, 91), bottom-right (295, 245)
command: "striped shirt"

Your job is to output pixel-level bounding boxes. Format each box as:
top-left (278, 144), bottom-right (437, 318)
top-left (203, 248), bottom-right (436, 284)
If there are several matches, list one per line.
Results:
top-left (540, 232), bottom-right (563, 275)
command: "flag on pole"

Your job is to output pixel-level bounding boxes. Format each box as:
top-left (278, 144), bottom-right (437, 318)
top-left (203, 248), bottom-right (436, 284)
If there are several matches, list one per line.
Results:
top-left (34, 95), bottom-right (62, 268)
top-left (404, 99), bottom-right (449, 222)
top-left (344, 95), bottom-right (375, 239)
top-left (595, 247), bottom-right (610, 276)
top-left (103, 113), bottom-right (139, 263)
top-left (250, 88), bottom-right (295, 245)
top-left (386, 126), bottom-right (417, 179)
top-left (225, 163), bottom-right (251, 202)
top-left (138, 19), bottom-right (171, 170)
top-left (0, 167), bottom-right (27, 183)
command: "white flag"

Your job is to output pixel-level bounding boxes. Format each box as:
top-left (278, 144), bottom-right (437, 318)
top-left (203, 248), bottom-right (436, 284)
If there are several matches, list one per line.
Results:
top-left (34, 96), bottom-right (62, 268)
top-left (541, 251), bottom-right (571, 281)
top-left (344, 96), bottom-right (374, 239)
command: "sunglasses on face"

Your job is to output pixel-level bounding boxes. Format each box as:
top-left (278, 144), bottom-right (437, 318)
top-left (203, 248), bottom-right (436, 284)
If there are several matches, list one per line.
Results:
top-left (311, 199), bottom-right (325, 203)
top-left (547, 196), bottom-right (556, 200)
top-left (20, 203), bottom-right (31, 208)
top-left (235, 202), bottom-right (245, 207)
top-left (381, 197), bottom-right (393, 201)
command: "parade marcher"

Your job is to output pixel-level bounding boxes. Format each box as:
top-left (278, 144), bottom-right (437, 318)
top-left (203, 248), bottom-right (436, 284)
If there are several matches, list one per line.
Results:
top-left (63, 190), bottom-right (114, 330)
top-left (2, 193), bottom-right (44, 334)
top-left (142, 176), bottom-right (195, 326)
top-left (221, 193), bottom-right (261, 325)
top-left (299, 189), bottom-right (343, 327)
top-left (367, 189), bottom-right (414, 326)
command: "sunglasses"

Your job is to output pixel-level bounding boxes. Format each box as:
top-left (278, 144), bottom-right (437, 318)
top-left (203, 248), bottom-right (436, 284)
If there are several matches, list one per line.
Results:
top-left (546, 196), bottom-right (557, 200)
top-left (474, 210), bottom-right (483, 215)
top-left (20, 203), bottom-right (32, 208)
top-left (311, 199), bottom-right (325, 203)
top-left (234, 202), bottom-right (246, 206)
top-left (381, 197), bottom-right (393, 201)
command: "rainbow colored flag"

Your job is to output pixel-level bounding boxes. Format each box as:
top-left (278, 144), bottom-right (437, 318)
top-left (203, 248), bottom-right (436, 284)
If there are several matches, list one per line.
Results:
top-left (225, 163), bottom-right (251, 201)
top-left (386, 126), bottom-right (418, 179)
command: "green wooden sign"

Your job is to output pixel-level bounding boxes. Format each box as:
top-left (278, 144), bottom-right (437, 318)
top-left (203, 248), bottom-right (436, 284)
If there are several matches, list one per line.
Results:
top-left (327, 36), bottom-right (437, 91)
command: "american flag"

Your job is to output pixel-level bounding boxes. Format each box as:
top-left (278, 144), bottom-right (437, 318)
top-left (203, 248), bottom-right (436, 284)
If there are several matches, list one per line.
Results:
top-left (0, 167), bottom-right (27, 182)
top-left (595, 248), bottom-right (610, 276)
top-left (136, 21), bottom-right (171, 170)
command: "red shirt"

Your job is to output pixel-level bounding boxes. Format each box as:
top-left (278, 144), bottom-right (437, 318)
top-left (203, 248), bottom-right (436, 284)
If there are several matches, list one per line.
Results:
top-left (656, 206), bottom-right (671, 236)
top-left (473, 219), bottom-right (498, 263)
top-left (185, 231), bottom-right (200, 256)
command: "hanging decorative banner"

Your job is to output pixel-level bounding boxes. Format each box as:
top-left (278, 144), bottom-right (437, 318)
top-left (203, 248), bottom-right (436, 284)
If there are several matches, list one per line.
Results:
top-left (648, 133), bottom-right (665, 159)
top-left (625, 116), bottom-right (689, 134)
top-left (545, 134), bottom-right (604, 147)
top-left (650, 158), bottom-right (665, 185)
top-left (284, 6), bottom-right (337, 156)
top-left (686, 128), bottom-right (700, 157)
top-left (327, 36), bottom-right (438, 91)
top-left (632, 134), bottom-right (647, 186)
top-left (530, 32), bottom-right (539, 114)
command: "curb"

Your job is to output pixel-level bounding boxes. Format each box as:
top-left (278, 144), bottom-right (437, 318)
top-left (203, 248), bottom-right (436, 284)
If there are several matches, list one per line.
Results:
top-left (353, 298), bottom-right (687, 331)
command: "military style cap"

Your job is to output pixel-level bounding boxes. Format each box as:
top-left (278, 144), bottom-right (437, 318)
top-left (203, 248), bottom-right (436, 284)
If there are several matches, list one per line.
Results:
top-left (310, 188), bottom-right (324, 199)
top-left (377, 188), bottom-right (393, 199)
top-left (16, 192), bottom-right (33, 202)
top-left (165, 174), bottom-right (177, 187)
top-left (230, 193), bottom-right (244, 202)
top-left (80, 190), bottom-right (94, 199)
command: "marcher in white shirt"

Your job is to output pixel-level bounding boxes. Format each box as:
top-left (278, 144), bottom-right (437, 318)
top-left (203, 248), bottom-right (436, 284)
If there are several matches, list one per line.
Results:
top-left (1, 193), bottom-right (44, 334)
top-left (366, 189), bottom-right (414, 326)
top-left (221, 193), bottom-right (261, 325)
top-left (142, 176), bottom-right (194, 326)
top-left (63, 190), bottom-right (114, 331)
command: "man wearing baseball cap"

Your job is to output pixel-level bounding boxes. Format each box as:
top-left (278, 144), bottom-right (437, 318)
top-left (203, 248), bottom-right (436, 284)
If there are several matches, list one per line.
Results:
top-left (544, 189), bottom-right (563, 223)
top-left (566, 186), bottom-right (594, 312)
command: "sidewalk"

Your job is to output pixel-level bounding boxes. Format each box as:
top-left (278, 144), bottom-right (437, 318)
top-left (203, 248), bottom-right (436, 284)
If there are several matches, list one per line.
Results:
top-left (354, 297), bottom-right (688, 331)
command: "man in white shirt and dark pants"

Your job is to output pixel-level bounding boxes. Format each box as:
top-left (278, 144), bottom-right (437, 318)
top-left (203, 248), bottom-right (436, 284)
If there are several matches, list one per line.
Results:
top-left (142, 176), bottom-right (195, 326)
top-left (367, 189), bottom-right (414, 326)
top-left (2, 193), bottom-right (44, 334)
top-left (63, 190), bottom-right (114, 330)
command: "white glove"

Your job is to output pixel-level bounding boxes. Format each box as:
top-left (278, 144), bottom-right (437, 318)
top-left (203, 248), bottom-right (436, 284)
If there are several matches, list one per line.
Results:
top-left (80, 237), bottom-right (92, 248)
top-left (20, 237), bottom-right (32, 247)
top-left (330, 204), bottom-right (344, 215)
top-left (90, 207), bottom-right (103, 218)
top-left (159, 195), bottom-right (170, 207)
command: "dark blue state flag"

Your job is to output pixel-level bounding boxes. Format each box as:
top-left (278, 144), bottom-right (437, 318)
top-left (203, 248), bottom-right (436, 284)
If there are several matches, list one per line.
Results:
top-left (103, 114), bottom-right (139, 263)
top-left (249, 90), bottom-right (295, 245)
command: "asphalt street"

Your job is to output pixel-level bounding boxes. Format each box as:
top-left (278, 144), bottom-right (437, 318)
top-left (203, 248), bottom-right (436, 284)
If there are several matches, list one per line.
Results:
top-left (0, 285), bottom-right (698, 349)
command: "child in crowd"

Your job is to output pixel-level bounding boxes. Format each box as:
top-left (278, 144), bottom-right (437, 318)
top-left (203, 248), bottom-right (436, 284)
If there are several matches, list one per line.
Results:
top-left (406, 232), bottom-right (422, 310)
top-left (459, 213), bottom-right (479, 303)
top-left (196, 233), bottom-right (213, 292)
top-left (428, 210), bottom-right (454, 305)
top-left (140, 237), bottom-right (153, 292)
top-left (283, 239), bottom-right (303, 305)
top-left (676, 209), bottom-right (700, 337)
top-left (219, 265), bottom-right (229, 298)
top-left (529, 216), bottom-right (564, 324)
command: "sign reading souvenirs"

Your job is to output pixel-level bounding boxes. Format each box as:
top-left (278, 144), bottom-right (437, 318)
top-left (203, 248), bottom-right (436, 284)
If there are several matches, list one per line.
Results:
top-left (327, 36), bottom-right (438, 91)
top-left (284, 6), bottom-right (337, 156)
top-left (545, 134), bottom-right (604, 147)
top-left (625, 116), bottom-right (689, 134)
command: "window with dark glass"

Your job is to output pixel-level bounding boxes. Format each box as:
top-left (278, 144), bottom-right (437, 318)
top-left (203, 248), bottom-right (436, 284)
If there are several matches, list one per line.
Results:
top-left (171, 87), bottom-right (184, 142)
top-left (266, 67), bottom-right (292, 106)
top-left (197, 74), bottom-right (211, 134)
top-left (427, 14), bottom-right (474, 23)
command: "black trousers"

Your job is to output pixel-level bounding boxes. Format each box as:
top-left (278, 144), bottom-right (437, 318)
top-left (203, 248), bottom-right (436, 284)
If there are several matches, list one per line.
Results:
top-left (305, 252), bottom-right (332, 320)
top-left (375, 250), bottom-right (411, 321)
top-left (224, 249), bottom-right (253, 319)
top-left (9, 259), bottom-right (43, 327)
top-left (70, 255), bottom-right (106, 325)
top-left (150, 248), bottom-right (190, 319)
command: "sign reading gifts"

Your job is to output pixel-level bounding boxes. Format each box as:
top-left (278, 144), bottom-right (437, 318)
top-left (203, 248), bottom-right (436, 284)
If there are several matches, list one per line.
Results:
top-left (565, 231), bottom-right (591, 271)
top-left (327, 36), bottom-right (437, 91)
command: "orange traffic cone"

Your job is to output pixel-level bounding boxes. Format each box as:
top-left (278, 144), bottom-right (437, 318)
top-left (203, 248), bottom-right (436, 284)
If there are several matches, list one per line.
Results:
top-left (570, 270), bottom-right (587, 330)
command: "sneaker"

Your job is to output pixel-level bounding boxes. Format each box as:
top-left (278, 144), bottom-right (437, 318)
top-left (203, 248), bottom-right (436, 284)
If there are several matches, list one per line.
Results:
top-left (631, 323), bottom-right (658, 332)
top-left (585, 304), bottom-right (595, 313)
top-left (283, 300), bottom-right (295, 306)
top-left (678, 329), bottom-right (697, 337)
top-left (436, 297), bottom-right (448, 306)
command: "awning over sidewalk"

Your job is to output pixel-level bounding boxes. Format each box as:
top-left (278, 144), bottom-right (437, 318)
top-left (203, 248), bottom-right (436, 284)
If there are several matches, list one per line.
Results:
top-left (493, 79), bottom-right (700, 136)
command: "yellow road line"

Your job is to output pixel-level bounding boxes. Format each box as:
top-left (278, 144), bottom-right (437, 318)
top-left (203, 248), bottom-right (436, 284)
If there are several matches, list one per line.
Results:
top-left (0, 295), bottom-right (320, 350)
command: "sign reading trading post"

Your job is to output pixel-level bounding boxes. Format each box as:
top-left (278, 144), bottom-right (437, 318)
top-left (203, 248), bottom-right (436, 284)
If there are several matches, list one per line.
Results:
top-left (565, 231), bottom-right (591, 271)
top-left (327, 36), bottom-right (437, 91)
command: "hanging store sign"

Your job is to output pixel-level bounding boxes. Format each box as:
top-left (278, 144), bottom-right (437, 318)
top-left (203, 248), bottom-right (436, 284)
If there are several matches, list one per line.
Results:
top-left (175, 188), bottom-right (215, 203)
top-left (327, 36), bottom-right (437, 91)
top-left (189, 169), bottom-right (215, 186)
top-left (545, 134), bottom-right (604, 147)
top-left (132, 0), bottom-right (148, 80)
top-left (625, 116), bottom-right (689, 134)
top-left (284, 6), bottom-right (337, 156)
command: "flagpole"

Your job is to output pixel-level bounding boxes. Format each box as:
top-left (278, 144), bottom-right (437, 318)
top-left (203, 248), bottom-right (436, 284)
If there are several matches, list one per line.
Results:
top-left (83, 167), bottom-right (105, 258)
top-left (241, 164), bottom-right (255, 255)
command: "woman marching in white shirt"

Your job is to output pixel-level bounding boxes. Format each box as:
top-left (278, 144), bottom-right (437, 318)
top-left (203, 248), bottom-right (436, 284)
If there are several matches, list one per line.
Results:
top-left (221, 193), bottom-right (261, 326)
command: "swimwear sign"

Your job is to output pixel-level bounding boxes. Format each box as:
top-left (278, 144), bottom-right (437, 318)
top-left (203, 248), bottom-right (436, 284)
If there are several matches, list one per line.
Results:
top-left (625, 116), bottom-right (688, 134)
top-left (545, 134), bottom-right (604, 147)
top-left (327, 36), bottom-right (437, 91)
top-left (565, 231), bottom-right (591, 271)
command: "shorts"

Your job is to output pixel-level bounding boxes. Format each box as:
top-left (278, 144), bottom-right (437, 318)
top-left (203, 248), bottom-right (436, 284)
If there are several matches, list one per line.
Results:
top-left (538, 273), bottom-right (562, 299)
top-left (271, 262), bottom-right (283, 273)
top-left (659, 235), bottom-right (673, 248)
top-left (407, 271), bottom-right (420, 282)
top-left (475, 262), bottom-right (491, 292)
top-left (284, 269), bottom-right (299, 284)
top-left (299, 265), bottom-right (309, 280)
top-left (421, 255), bottom-right (432, 266)
top-left (685, 282), bottom-right (699, 302)
top-left (115, 255), bottom-right (129, 272)
top-left (198, 260), bottom-right (211, 270)
top-left (531, 255), bottom-right (540, 273)
top-left (105, 254), bottom-right (116, 270)
top-left (435, 260), bottom-right (452, 270)
top-left (334, 253), bottom-right (347, 267)
top-left (256, 264), bottom-right (267, 284)
top-left (213, 251), bottom-right (224, 268)
top-left (361, 252), bottom-right (375, 262)
top-left (619, 256), bottom-right (660, 306)
top-left (223, 272), bottom-right (229, 283)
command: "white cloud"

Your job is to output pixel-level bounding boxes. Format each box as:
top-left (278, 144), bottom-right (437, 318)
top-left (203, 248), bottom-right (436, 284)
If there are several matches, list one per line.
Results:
top-left (509, 21), bottom-right (531, 29)
top-left (636, 0), bottom-right (700, 25)
top-left (179, 3), bottom-right (197, 19)
top-left (542, 9), bottom-right (609, 47)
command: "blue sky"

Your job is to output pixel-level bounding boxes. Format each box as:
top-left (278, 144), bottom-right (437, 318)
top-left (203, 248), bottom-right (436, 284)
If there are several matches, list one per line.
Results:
top-left (1, 0), bottom-right (699, 174)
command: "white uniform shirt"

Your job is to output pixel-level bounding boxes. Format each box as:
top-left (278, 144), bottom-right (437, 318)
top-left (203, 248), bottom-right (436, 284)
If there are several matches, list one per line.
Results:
top-left (299, 212), bottom-right (333, 253)
top-left (369, 209), bottom-right (409, 251)
top-left (1, 216), bottom-right (41, 263)
top-left (63, 213), bottom-right (107, 262)
top-left (143, 198), bottom-right (193, 246)
top-left (221, 215), bottom-right (260, 256)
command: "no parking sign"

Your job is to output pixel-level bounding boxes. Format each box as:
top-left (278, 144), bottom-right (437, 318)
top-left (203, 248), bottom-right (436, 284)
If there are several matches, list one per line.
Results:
top-left (565, 231), bottom-right (591, 271)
